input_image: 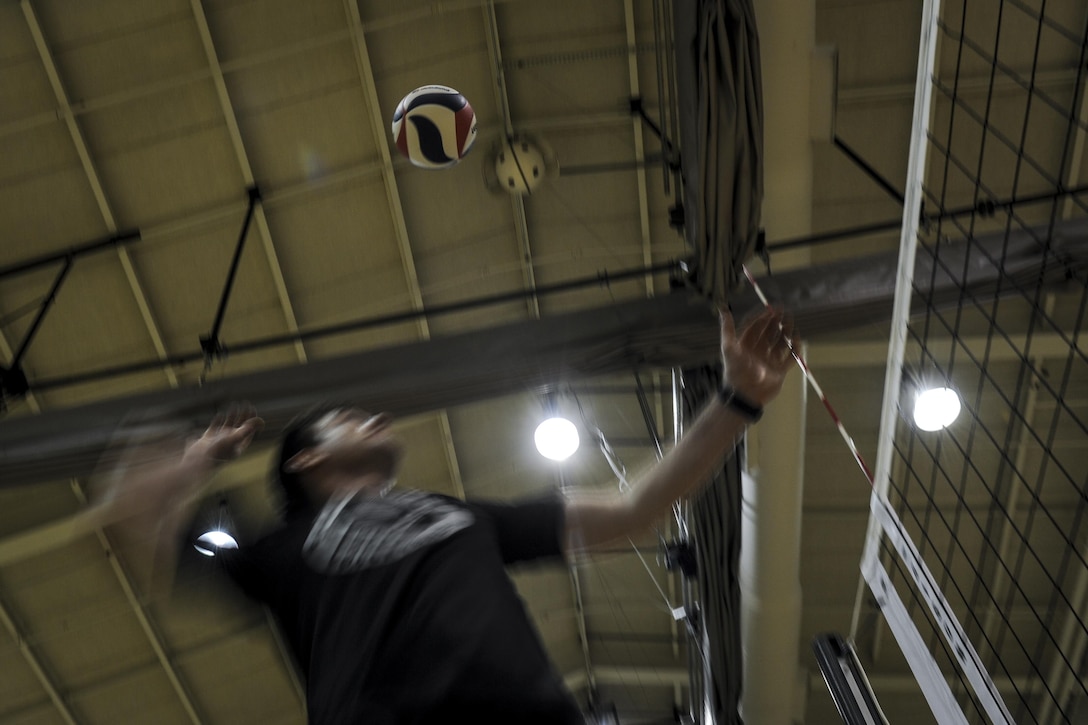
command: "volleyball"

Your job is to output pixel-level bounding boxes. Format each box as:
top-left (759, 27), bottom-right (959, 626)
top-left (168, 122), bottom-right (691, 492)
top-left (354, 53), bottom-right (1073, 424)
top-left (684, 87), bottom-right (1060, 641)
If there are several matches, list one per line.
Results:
top-left (391, 85), bottom-right (477, 169)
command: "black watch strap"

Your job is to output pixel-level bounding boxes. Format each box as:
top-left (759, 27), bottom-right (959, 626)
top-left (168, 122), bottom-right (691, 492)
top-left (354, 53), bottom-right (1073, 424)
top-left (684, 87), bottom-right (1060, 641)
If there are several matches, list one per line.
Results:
top-left (718, 386), bottom-right (763, 422)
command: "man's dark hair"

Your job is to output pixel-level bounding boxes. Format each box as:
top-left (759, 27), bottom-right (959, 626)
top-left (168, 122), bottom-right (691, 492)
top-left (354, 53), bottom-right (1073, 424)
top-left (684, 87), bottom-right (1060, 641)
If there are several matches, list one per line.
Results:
top-left (276, 402), bottom-right (351, 517)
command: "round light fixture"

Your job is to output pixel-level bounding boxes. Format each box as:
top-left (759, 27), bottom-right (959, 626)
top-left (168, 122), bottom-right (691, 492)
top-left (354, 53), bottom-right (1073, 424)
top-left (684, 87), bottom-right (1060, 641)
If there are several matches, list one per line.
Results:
top-left (534, 416), bottom-right (579, 461)
top-left (194, 529), bottom-right (238, 557)
top-left (913, 387), bottom-right (961, 431)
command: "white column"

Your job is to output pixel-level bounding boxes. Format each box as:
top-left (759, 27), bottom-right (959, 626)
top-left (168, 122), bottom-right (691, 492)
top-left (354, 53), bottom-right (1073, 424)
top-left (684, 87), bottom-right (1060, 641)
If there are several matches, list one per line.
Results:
top-left (741, 368), bottom-right (808, 724)
top-left (742, 0), bottom-right (816, 720)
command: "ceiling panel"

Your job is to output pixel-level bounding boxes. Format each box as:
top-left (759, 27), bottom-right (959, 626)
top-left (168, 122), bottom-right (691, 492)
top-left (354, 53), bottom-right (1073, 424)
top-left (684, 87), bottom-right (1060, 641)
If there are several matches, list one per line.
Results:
top-left (96, 128), bottom-right (245, 223)
top-left (2, 706), bottom-right (73, 725)
top-left (4, 562), bottom-right (156, 692)
top-left (39, 8), bottom-right (204, 102)
top-left (0, 642), bottom-right (52, 715)
top-left (68, 663), bottom-right (193, 725)
top-left (0, 4), bottom-right (40, 66)
top-left (10, 257), bottom-right (157, 379)
top-left (0, 122), bottom-right (81, 199)
top-left (78, 83), bottom-right (225, 163)
top-left (175, 627), bottom-right (304, 724)
top-left (0, 168), bottom-right (106, 262)
top-left (234, 81), bottom-right (374, 190)
top-left (365, 12), bottom-right (497, 117)
top-left (203, 0), bottom-right (348, 62)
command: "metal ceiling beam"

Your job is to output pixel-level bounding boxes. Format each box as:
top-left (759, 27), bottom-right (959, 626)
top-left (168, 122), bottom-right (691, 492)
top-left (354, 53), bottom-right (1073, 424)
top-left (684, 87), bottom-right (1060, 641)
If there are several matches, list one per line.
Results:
top-left (620, 0), bottom-right (684, 685)
top-left (20, 0), bottom-right (178, 389)
top-left (0, 231), bottom-right (140, 281)
top-left (68, 480), bottom-right (206, 724)
top-left (0, 594), bottom-right (78, 724)
top-left (0, 294), bottom-right (723, 579)
top-left (568, 564), bottom-right (597, 699)
top-left (0, 26), bottom-right (360, 143)
top-left (14, 8), bottom-right (190, 718)
top-left (631, 368), bottom-right (683, 666)
top-left (2, 221), bottom-right (1083, 482)
top-left (262, 607), bottom-right (307, 707)
top-left (343, 3), bottom-right (425, 329)
top-left (184, 1), bottom-right (311, 693)
top-left (480, 0), bottom-right (593, 699)
top-left (0, 2), bottom-right (554, 142)
top-left (623, 0), bottom-right (657, 298)
top-left (343, 0), bottom-right (466, 500)
top-left (564, 665), bottom-right (690, 691)
top-left (0, 332), bottom-right (41, 414)
top-left (189, 0), bottom-right (307, 365)
top-left (483, 0), bottom-right (541, 319)
top-left (88, 106), bottom-right (641, 250)
top-left (20, 260), bottom-right (679, 392)
top-left (0, 11), bottom-right (1072, 145)
top-left (137, 160), bottom-right (385, 246)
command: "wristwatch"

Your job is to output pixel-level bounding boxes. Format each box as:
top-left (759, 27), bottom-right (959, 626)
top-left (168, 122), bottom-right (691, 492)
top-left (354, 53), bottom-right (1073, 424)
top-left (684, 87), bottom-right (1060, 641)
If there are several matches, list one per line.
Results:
top-left (718, 386), bottom-right (763, 422)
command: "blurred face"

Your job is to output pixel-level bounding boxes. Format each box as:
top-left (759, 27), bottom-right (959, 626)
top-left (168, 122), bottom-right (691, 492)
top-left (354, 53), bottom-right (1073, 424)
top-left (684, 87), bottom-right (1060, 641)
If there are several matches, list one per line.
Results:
top-left (310, 408), bottom-right (404, 482)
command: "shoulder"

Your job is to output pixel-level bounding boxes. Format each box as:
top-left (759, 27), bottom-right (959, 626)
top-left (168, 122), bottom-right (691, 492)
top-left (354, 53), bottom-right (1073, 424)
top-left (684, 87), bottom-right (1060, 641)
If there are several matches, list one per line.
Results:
top-left (465, 489), bottom-right (565, 515)
top-left (464, 490), bottom-right (567, 564)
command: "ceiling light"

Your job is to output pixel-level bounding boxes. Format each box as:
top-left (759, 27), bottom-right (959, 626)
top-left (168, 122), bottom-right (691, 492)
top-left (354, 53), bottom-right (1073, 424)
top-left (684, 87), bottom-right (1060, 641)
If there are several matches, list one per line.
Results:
top-left (535, 416), bottom-right (579, 461)
top-left (913, 387), bottom-right (961, 431)
top-left (194, 499), bottom-right (239, 557)
top-left (194, 529), bottom-right (238, 557)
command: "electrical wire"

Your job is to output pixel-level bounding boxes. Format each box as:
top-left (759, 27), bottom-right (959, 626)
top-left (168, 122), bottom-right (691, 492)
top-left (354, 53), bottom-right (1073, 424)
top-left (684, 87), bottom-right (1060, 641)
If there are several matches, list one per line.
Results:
top-left (741, 263), bottom-right (877, 486)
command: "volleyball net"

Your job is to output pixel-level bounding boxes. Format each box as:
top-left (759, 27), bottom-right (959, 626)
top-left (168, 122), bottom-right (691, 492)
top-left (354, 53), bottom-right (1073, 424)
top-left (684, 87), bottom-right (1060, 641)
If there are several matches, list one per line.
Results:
top-left (851, 0), bottom-right (1088, 722)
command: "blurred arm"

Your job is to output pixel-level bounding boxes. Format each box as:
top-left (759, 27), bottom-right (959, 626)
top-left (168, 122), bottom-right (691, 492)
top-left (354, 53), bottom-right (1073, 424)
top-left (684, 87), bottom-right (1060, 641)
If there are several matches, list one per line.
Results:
top-left (89, 407), bottom-right (263, 597)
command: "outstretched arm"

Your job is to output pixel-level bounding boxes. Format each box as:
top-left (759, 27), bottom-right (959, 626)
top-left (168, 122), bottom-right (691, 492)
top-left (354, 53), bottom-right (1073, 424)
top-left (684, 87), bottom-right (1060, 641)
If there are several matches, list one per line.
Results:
top-left (91, 407), bottom-right (263, 597)
top-left (563, 306), bottom-right (797, 553)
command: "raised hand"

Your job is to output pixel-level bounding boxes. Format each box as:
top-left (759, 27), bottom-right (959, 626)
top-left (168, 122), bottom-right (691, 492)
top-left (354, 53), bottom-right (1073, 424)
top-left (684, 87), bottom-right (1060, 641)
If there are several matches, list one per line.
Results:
top-left (85, 405), bottom-right (263, 599)
top-left (182, 405), bottom-right (264, 467)
top-left (91, 405), bottom-right (263, 528)
top-left (720, 306), bottom-right (798, 407)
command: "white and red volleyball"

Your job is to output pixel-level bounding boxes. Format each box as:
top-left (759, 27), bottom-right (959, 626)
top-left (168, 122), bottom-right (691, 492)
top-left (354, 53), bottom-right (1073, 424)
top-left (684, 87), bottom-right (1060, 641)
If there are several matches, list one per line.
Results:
top-left (391, 85), bottom-right (477, 169)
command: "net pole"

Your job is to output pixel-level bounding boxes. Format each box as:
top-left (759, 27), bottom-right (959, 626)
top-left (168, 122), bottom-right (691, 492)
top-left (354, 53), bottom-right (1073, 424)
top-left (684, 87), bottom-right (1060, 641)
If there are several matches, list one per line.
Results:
top-left (844, 0), bottom-right (1022, 717)
top-left (843, 0), bottom-right (980, 720)
top-left (849, 0), bottom-right (941, 641)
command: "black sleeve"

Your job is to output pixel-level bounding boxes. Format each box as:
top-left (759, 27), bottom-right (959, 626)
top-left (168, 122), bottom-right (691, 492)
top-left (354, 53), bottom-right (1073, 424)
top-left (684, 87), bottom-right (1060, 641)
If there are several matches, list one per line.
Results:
top-left (468, 492), bottom-right (568, 565)
top-left (213, 519), bottom-right (312, 605)
top-left (215, 546), bottom-right (265, 600)
top-left (213, 535), bottom-right (289, 604)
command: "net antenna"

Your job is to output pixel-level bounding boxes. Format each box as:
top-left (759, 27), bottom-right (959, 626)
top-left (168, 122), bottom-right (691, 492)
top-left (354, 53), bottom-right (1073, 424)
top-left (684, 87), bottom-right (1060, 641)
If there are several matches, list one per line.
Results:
top-left (846, 0), bottom-right (1088, 721)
